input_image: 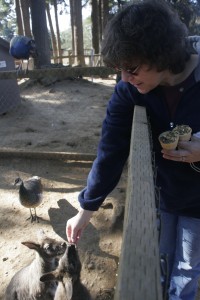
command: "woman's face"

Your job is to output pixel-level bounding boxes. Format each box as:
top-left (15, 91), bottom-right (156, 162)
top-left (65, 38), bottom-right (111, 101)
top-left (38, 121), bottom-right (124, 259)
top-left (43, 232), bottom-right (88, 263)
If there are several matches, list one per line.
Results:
top-left (121, 64), bottom-right (167, 94)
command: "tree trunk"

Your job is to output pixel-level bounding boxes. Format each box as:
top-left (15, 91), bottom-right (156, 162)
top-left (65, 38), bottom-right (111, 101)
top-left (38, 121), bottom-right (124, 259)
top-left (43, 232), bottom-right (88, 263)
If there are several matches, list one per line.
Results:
top-left (98, 0), bottom-right (109, 42)
top-left (15, 0), bottom-right (23, 35)
top-left (102, 0), bottom-right (109, 30)
top-left (46, 2), bottom-right (58, 64)
top-left (91, 0), bottom-right (99, 54)
top-left (19, 0), bottom-right (32, 37)
top-left (98, 0), bottom-right (102, 42)
top-left (69, 0), bottom-right (75, 65)
top-left (53, 0), bottom-right (62, 64)
top-left (70, 0), bottom-right (85, 66)
top-left (30, 0), bottom-right (51, 68)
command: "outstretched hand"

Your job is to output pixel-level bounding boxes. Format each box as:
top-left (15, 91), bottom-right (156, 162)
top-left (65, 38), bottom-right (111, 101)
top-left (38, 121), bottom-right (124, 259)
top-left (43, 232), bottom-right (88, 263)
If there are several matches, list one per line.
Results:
top-left (161, 138), bottom-right (200, 163)
top-left (66, 208), bottom-right (94, 244)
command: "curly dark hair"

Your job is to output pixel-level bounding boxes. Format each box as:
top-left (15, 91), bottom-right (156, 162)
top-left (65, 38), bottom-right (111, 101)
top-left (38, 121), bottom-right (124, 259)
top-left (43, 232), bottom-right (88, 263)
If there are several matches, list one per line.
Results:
top-left (101, 0), bottom-right (190, 74)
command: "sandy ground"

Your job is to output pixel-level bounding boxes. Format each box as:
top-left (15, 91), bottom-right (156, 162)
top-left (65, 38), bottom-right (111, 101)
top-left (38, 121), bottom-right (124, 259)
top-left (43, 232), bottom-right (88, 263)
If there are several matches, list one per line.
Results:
top-left (0, 77), bottom-right (127, 300)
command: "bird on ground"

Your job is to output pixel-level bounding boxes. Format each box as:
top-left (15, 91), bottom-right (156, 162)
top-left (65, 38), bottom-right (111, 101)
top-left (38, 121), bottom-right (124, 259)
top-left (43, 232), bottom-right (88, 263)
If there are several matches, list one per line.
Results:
top-left (9, 35), bottom-right (37, 73)
top-left (14, 176), bottom-right (43, 222)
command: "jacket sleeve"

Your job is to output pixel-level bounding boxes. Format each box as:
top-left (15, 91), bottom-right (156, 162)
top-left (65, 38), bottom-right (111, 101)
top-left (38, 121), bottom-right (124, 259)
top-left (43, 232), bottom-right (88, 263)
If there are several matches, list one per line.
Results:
top-left (78, 82), bottom-right (135, 211)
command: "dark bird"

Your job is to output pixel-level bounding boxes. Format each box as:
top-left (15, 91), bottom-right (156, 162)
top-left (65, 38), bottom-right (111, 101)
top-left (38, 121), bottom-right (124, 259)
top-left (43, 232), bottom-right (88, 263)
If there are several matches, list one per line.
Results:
top-left (14, 176), bottom-right (43, 222)
top-left (9, 35), bottom-right (37, 73)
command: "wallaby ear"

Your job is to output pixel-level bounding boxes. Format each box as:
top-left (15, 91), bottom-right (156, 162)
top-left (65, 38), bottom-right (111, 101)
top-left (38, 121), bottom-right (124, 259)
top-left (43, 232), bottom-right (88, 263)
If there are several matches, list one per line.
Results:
top-left (40, 272), bottom-right (56, 282)
top-left (21, 241), bottom-right (40, 250)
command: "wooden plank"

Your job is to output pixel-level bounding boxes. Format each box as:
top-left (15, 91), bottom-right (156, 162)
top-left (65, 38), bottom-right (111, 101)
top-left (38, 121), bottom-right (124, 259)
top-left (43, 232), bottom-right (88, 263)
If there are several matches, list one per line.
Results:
top-left (114, 106), bottom-right (162, 300)
top-left (0, 149), bottom-right (95, 162)
top-left (0, 66), bottom-right (116, 80)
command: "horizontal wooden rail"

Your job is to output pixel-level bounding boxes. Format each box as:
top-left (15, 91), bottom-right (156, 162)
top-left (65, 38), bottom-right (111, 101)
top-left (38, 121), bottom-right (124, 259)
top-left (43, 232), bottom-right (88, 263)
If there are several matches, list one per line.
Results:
top-left (0, 66), bottom-right (116, 80)
top-left (114, 106), bottom-right (162, 300)
top-left (0, 149), bottom-right (96, 162)
top-left (52, 54), bottom-right (102, 59)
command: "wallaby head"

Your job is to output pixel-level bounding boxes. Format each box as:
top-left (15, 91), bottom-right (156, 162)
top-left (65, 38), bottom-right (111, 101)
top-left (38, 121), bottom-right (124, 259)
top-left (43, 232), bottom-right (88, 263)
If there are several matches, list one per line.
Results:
top-left (14, 177), bottom-right (23, 186)
top-left (5, 229), bottom-right (67, 300)
top-left (40, 244), bottom-right (82, 299)
top-left (60, 243), bottom-right (82, 282)
top-left (21, 229), bottom-right (67, 260)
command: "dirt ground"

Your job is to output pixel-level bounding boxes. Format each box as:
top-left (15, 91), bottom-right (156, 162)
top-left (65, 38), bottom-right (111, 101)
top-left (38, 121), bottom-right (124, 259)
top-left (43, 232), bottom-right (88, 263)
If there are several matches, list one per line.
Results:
top-left (0, 76), bottom-right (127, 300)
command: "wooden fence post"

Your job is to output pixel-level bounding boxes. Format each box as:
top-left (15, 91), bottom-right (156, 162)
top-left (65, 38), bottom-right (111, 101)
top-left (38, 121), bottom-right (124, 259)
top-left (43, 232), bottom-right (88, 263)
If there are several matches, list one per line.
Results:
top-left (114, 105), bottom-right (162, 300)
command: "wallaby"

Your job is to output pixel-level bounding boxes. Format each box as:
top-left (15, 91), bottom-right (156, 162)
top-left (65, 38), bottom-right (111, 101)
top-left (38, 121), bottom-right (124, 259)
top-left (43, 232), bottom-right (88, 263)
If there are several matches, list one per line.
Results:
top-left (40, 243), bottom-right (91, 300)
top-left (5, 229), bottom-right (66, 300)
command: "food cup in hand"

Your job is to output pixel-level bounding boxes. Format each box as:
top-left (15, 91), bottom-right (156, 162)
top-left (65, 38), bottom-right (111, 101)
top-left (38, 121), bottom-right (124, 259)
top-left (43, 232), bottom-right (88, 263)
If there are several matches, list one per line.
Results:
top-left (172, 125), bottom-right (192, 141)
top-left (159, 130), bottom-right (179, 150)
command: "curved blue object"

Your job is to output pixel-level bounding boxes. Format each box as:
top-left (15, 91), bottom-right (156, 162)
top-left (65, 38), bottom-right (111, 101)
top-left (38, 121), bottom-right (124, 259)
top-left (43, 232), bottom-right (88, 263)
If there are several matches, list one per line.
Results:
top-left (9, 35), bottom-right (36, 60)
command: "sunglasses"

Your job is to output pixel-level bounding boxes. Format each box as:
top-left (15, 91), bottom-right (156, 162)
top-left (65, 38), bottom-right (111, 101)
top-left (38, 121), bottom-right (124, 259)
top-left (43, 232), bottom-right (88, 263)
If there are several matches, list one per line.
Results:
top-left (115, 65), bottom-right (141, 75)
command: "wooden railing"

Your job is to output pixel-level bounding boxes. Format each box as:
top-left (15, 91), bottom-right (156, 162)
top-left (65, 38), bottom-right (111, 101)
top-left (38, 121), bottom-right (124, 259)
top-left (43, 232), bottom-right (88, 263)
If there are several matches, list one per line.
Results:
top-left (114, 106), bottom-right (162, 300)
top-left (0, 66), bottom-right (116, 80)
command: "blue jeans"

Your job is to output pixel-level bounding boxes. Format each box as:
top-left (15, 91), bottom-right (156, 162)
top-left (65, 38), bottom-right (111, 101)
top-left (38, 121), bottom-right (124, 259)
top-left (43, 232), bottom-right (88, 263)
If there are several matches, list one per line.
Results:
top-left (160, 211), bottom-right (200, 300)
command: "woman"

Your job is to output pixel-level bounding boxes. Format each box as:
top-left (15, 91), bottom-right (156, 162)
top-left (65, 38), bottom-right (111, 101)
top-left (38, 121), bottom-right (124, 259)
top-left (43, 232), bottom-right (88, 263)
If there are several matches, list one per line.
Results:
top-left (66, 1), bottom-right (200, 298)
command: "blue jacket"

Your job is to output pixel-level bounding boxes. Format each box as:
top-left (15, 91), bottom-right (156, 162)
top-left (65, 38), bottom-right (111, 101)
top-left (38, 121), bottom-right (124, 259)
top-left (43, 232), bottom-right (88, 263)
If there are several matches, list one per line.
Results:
top-left (79, 36), bottom-right (200, 218)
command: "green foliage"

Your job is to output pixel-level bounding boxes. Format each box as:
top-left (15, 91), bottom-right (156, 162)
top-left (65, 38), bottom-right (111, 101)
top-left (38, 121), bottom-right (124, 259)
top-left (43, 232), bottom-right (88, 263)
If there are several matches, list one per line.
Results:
top-left (2, 0), bottom-right (200, 49)
top-left (165, 0), bottom-right (200, 34)
top-left (60, 16), bottom-right (92, 50)
top-left (60, 29), bottom-right (72, 49)
top-left (0, 0), bottom-right (16, 40)
top-left (109, 0), bottom-right (131, 14)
